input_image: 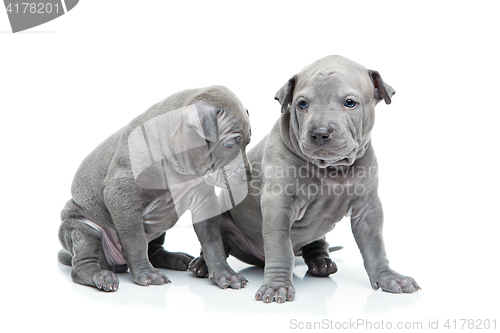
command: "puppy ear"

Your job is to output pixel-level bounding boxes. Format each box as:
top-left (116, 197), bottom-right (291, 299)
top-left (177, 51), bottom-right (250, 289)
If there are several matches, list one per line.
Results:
top-left (274, 75), bottom-right (297, 113)
top-left (184, 103), bottom-right (219, 142)
top-left (369, 70), bottom-right (395, 105)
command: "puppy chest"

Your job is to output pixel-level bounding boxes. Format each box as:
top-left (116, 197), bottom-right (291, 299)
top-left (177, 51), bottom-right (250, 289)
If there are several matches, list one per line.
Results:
top-left (290, 182), bottom-right (353, 231)
top-left (142, 194), bottom-right (179, 233)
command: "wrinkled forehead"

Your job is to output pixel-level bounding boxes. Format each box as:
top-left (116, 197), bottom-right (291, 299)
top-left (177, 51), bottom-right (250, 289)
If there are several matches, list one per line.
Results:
top-left (190, 86), bottom-right (251, 137)
top-left (218, 109), bottom-right (250, 138)
top-left (296, 64), bottom-right (373, 104)
top-left (196, 96), bottom-right (250, 138)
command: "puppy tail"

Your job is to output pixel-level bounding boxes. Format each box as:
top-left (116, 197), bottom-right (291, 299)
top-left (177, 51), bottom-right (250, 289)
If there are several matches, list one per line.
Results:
top-left (296, 246), bottom-right (343, 257)
top-left (58, 249), bottom-right (73, 266)
top-left (327, 246), bottom-right (343, 253)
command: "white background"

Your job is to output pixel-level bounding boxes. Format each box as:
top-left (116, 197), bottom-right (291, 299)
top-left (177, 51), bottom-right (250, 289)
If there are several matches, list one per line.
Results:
top-left (1, 1), bottom-right (499, 332)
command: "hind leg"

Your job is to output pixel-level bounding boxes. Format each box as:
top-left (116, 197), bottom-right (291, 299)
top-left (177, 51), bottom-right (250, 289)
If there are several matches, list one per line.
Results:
top-left (301, 237), bottom-right (338, 277)
top-left (148, 233), bottom-right (194, 270)
top-left (59, 218), bottom-right (119, 292)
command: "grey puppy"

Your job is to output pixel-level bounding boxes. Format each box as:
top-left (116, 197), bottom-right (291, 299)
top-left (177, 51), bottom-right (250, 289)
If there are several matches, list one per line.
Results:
top-left (186, 56), bottom-right (420, 302)
top-left (58, 86), bottom-right (251, 291)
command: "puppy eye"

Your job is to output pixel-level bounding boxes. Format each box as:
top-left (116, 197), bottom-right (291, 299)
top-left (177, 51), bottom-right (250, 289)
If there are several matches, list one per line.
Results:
top-left (298, 100), bottom-right (309, 109)
top-left (344, 99), bottom-right (357, 108)
top-left (223, 142), bottom-right (233, 149)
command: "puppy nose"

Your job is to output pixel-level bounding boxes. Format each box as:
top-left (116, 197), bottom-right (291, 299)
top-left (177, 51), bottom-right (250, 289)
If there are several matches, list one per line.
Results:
top-left (311, 128), bottom-right (331, 146)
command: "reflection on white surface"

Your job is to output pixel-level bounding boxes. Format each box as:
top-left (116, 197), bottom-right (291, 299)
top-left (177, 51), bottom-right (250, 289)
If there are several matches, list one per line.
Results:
top-left (56, 246), bottom-right (420, 317)
top-left (5, 219), bottom-right (499, 333)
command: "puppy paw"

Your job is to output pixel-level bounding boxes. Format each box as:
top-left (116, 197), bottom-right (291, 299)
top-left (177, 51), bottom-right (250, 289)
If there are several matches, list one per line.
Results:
top-left (305, 256), bottom-right (338, 277)
top-left (255, 281), bottom-right (295, 303)
top-left (150, 250), bottom-right (194, 271)
top-left (209, 269), bottom-right (248, 290)
top-left (370, 268), bottom-right (420, 293)
top-left (188, 256), bottom-right (209, 277)
top-left (189, 256), bottom-right (248, 289)
top-left (93, 270), bottom-right (119, 292)
top-left (132, 268), bottom-right (170, 286)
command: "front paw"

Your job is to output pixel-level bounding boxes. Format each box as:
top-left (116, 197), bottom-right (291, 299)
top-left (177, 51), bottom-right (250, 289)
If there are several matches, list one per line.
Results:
top-left (255, 280), bottom-right (295, 303)
top-left (189, 256), bottom-right (248, 289)
top-left (369, 268), bottom-right (420, 293)
top-left (209, 268), bottom-right (248, 290)
top-left (131, 267), bottom-right (170, 286)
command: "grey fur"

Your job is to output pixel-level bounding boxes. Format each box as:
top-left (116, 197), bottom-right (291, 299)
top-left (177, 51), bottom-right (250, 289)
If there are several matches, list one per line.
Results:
top-left (189, 56), bottom-right (420, 303)
top-left (58, 86), bottom-right (251, 292)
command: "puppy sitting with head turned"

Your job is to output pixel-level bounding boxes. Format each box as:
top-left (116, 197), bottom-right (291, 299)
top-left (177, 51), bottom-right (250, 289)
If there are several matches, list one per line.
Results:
top-left (58, 86), bottom-right (252, 291)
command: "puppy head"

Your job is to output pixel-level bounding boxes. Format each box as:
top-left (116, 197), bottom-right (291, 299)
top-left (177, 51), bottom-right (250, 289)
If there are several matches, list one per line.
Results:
top-left (182, 86), bottom-right (252, 188)
top-left (275, 55), bottom-right (395, 168)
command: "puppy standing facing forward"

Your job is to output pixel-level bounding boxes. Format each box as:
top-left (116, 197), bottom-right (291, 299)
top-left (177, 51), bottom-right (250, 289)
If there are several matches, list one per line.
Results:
top-left (187, 56), bottom-right (420, 302)
top-left (58, 86), bottom-right (251, 291)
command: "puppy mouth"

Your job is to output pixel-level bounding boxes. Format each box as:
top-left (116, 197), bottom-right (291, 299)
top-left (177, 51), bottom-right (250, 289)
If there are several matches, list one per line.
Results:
top-left (313, 147), bottom-right (357, 167)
